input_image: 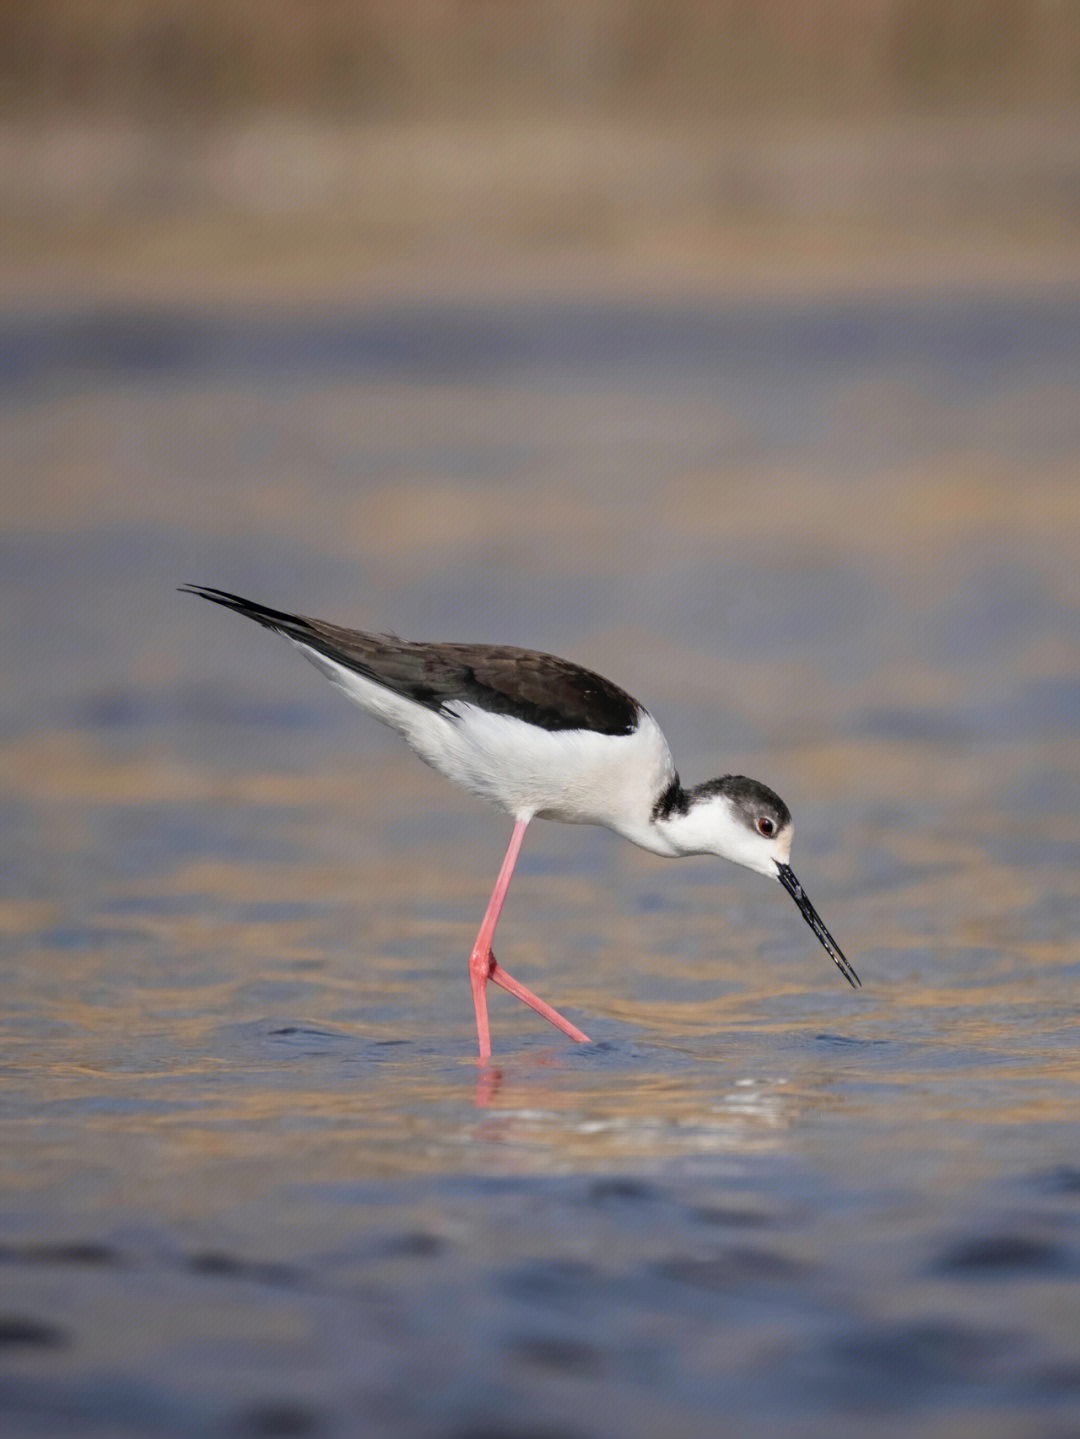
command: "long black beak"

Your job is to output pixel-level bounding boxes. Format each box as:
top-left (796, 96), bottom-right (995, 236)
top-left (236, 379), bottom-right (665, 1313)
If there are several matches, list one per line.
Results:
top-left (776, 863), bottom-right (860, 988)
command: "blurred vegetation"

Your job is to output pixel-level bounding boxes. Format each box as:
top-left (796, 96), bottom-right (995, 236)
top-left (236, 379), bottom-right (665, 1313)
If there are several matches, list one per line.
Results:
top-left (2, 0), bottom-right (1078, 121)
top-left (3, 2), bottom-right (1077, 279)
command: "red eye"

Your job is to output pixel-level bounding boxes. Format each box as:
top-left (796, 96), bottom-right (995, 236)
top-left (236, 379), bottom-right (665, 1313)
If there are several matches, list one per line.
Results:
top-left (757, 816), bottom-right (775, 837)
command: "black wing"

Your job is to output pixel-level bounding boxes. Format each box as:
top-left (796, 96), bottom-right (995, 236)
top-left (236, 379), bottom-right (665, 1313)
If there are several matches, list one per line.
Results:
top-left (181, 587), bottom-right (641, 736)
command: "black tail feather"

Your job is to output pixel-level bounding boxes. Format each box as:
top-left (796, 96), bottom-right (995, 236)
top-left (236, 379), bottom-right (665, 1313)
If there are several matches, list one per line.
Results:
top-left (179, 585), bottom-right (318, 643)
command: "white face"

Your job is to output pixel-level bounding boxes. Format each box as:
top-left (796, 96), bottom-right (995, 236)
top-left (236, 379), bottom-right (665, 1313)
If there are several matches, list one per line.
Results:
top-left (671, 791), bottom-right (792, 876)
top-left (728, 805), bottom-right (793, 877)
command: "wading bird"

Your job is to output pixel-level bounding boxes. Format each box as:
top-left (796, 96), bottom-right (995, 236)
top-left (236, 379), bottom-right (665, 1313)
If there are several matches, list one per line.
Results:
top-left (182, 587), bottom-right (859, 1059)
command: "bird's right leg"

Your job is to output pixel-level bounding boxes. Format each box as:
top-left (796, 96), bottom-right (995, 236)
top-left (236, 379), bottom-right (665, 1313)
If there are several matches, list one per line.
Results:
top-left (487, 956), bottom-right (590, 1045)
top-left (469, 819), bottom-right (529, 1062)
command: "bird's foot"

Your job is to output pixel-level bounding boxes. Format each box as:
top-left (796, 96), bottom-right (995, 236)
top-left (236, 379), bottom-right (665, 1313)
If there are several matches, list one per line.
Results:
top-left (487, 953), bottom-right (591, 1045)
top-left (469, 945), bottom-right (590, 1059)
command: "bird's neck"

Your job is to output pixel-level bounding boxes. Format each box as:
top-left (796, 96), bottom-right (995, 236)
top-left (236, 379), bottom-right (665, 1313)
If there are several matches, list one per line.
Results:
top-left (648, 774), bottom-right (701, 855)
top-left (638, 775), bottom-right (747, 862)
top-left (611, 774), bottom-right (694, 858)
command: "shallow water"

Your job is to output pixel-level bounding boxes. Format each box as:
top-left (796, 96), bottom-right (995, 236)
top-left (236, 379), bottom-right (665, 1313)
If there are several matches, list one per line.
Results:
top-left (2, 285), bottom-right (1080, 1437)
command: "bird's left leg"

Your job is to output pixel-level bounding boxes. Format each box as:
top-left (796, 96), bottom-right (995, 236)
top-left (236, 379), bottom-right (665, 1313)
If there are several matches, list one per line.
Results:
top-left (467, 817), bottom-right (590, 1059)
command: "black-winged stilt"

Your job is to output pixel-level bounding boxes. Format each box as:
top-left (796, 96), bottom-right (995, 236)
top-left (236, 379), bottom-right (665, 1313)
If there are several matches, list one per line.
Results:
top-left (182, 587), bottom-right (859, 1059)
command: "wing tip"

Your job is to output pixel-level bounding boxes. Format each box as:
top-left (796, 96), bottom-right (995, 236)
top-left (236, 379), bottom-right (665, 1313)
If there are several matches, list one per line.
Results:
top-left (178, 585), bottom-right (305, 635)
top-left (178, 584), bottom-right (241, 605)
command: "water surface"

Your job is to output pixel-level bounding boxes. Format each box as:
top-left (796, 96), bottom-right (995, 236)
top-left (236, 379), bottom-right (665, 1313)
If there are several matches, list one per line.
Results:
top-left (2, 285), bottom-right (1079, 1437)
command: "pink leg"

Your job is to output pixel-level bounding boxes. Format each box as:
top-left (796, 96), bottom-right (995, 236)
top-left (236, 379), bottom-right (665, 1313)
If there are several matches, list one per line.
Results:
top-left (488, 957), bottom-right (590, 1044)
top-left (468, 819), bottom-right (528, 1061)
top-left (468, 818), bottom-right (590, 1060)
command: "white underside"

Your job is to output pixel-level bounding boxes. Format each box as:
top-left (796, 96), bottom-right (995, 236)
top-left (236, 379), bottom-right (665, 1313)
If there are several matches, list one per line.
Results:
top-left (296, 642), bottom-right (678, 849)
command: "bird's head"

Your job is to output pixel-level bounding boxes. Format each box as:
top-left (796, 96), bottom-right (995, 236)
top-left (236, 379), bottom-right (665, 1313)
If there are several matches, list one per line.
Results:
top-left (671, 774), bottom-right (860, 989)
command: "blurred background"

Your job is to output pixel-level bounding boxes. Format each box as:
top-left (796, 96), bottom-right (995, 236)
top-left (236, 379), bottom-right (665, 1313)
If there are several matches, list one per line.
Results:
top-left (3, 0), bottom-right (1080, 301)
top-left (2, 6), bottom-right (1080, 1439)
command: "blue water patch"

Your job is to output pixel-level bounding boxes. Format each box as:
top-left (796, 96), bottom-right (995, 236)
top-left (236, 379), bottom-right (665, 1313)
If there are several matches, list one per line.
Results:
top-left (70, 680), bottom-right (327, 733)
top-left (95, 803), bottom-right (304, 877)
top-left (855, 705), bottom-right (973, 742)
top-left (231, 900), bottom-right (328, 924)
top-left (211, 1019), bottom-right (360, 1059)
top-left (101, 893), bottom-right (216, 919)
top-left (4, 291), bottom-right (1079, 401)
top-left (38, 924), bottom-right (140, 953)
top-left (932, 1233), bottom-right (1075, 1278)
